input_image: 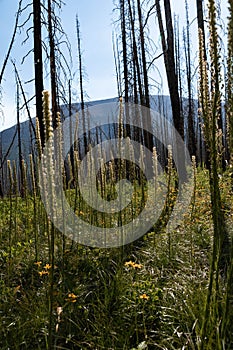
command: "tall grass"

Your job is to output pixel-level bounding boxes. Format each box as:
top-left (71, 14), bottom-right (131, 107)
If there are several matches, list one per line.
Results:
top-left (0, 91), bottom-right (232, 349)
top-left (198, 0), bottom-right (232, 347)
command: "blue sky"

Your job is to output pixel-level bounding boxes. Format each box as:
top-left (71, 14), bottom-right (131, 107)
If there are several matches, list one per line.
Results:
top-left (0, 0), bottom-right (118, 130)
top-left (0, 0), bottom-right (229, 131)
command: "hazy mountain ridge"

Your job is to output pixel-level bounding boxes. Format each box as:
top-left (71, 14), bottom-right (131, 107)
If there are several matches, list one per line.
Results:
top-left (0, 95), bottom-right (188, 164)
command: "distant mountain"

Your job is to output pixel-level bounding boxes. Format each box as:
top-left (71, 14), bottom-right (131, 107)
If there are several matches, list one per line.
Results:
top-left (0, 95), bottom-right (175, 166)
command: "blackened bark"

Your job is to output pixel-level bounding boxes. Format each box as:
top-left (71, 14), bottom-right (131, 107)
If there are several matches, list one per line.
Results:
top-left (120, 0), bottom-right (129, 106)
top-left (137, 0), bottom-right (149, 108)
top-left (196, 0), bottom-right (207, 61)
top-left (16, 82), bottom-right (24, 197)
top-left (185, 0), bottom-right (197, 158)
top-left (48, 0), bottom-right (59, 129)
top-left (155, 0), bottom-right (186, 180)
top-left (163, 0), bottom-right (184, 140)
top-left (137, 0), bottom-right (153, 151)
top-left (119, 0), bottom-right (132, 142)
top-left (33, 0), bottom-right (45, 146)
top-left (128, 0), bottom-right (143, 104)
top-left (76, 15), bottom-right (88, 154)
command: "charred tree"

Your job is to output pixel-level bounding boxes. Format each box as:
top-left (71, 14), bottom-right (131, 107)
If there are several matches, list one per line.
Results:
top-left (184, 0), bottom-right (197, 158)
top-left (33, 0), bottom-right (45, 146)
top-left (196, 0), bottom-right (207, 61)
top-left (76, 14), bottom-right (88, 154)
top-left (48, 0), bottom-right (59, 129)
top-left (120, 0), bottom-right (129, 107)
top-left (136, 0), bottom-right (153, 151)
top-left (155, 0), bottom-right (186, 181)
top-left (16, 81), bottom-right (24, 197)
top-left (128, 0), bottom-right (143, 104)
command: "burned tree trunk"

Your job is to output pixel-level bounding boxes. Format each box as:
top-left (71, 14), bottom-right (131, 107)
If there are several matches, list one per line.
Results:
top-left (155, 0), bottom-right (186, 180)
top-left (48, 0), bottom-right (59, 129)
top-left (33, 0), bottom-right (45, 146)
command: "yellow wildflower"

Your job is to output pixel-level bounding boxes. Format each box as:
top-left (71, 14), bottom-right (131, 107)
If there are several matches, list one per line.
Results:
top-left (68, 293), bottom-right (77, 299)
top-left (140, 293), bottom-right (149, 300)
top-left (66, 293), bottom-right (78, 303)
top-left (124, 261), bottom-right (142, 269)
top-left (34, 261), bottom-right (42, 266)
top-left (133, 263), bottom-right (142, 269)
top-left (44, 263), bottom-right (52, 270)
top-left (38, 270), bottom-right (49, 276)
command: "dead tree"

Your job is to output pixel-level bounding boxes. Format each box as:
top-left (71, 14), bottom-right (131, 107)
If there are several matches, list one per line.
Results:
top-left (16, 80), bottom-right (24, 197)
top-left (136, 0), bottom-right (153, 151)
top-left (48, 0), bottom-right (59, 129)
top-left (196, 0), bottom-right (207, 61)
top-left (184, 0), bottom-right (197, 158)
top-left (33, 0), bottom-right (45, 146)
top-left (76, 14), bottom-right (88, 154)
top-left (155, 0), bottom-right (186, 180)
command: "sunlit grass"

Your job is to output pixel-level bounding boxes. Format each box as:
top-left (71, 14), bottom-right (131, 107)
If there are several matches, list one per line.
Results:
top-left (0, 167), bottom-right (232, 349)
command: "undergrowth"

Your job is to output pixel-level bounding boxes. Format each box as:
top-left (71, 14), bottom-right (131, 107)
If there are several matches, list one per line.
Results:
top-left (0, 168), bottom-right (232, 349)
